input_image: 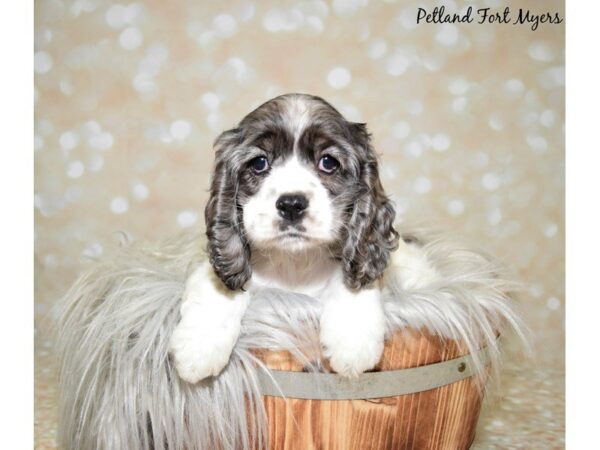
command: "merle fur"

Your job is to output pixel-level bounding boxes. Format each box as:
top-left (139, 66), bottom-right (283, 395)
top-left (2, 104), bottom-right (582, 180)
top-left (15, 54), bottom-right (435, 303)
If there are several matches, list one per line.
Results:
top-left (205, 93), bottom-right (399, 291)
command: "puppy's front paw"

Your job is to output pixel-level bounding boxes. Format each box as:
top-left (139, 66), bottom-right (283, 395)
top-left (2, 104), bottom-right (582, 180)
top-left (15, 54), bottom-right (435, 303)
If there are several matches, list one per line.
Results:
top-left (169, 320), bottom-right (239, 384)
top-left (321, 326), bottom-right (385, 378)
top-left (320, 287), bottom-right (386, 378)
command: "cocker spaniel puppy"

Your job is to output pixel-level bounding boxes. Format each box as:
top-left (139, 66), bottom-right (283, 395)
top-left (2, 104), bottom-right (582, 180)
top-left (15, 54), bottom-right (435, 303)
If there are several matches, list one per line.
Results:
top-left (170, 93), bottom-right (432, 383)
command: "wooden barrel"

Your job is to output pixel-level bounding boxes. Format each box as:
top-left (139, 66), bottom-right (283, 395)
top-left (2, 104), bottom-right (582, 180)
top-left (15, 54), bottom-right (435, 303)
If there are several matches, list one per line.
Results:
top-left (253, 330), bottom-right (487, 450)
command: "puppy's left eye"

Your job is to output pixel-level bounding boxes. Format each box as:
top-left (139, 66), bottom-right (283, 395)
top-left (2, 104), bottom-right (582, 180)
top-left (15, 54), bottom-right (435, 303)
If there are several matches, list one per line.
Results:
top-left (318, 155), bottom-right (340, 174)
top-left (250, 156), bottom-right (269, 174)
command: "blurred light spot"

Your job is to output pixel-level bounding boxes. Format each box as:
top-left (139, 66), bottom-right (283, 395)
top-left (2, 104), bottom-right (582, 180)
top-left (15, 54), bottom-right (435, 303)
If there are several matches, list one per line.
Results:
top-left (526, 133), bottom-right (548, 153)
top-left (332, 0), bottom-right (368, 17)
top-left (306, 16), bottom-right (324, 33)
top-left (146, 43), bottom-right (169, 64)
top-left (226, 57), bottom-right (250, 83)
top-left (538, 66), bottom-right (564, 90)
top-left (83, 120), bottom-right (102, 135)
top-left (43, 254), bottom-right (58, 268)
top-left (201, 92), bottom-right (221, 111)
top-left (452, 96), bottom-right (467, 113)
top-left (86, 154), bottom-right (104, 172)
top-left (431, 133), bottom-right (451, 151)
top-left (35, 27), bottom-right (53, 48)
top-left (413, 176), bottom-right (432, 194)
top-left (119, 27), bottom-right (143, 50)
top-left (59, 79), bottom-right (74, 95)
top-left (544, 222), bottom-right (558, 238)
top-left (435, 24), bottom-right (459, 46)
top-left (82, 243), bottom-right (103, 258)
top-left (206, 112), bottom-right (223, 130)
top-left (546, 296), bottom-right (560, 310)
top-left (110, 196), bottom-right (129, 214)
top-left (67, 161), bottom-right (85, 179)
top-left (406, 100), bottom-right (423, 116)
top-left (488, 207), bottom-right (502, 225)
top-left (133, 73), bottom-right (157, 93)
top-left (530, 283), bottom-right (544, 298)
top-left (132, 182), bottom-right (149, 201)
top-left (327, 66), bottom-right (351, 89)
top-left (65, 186), bottom-right (82, 203)
top-left (107, 3), bottom-right (143, 28)
top-left (262, 9), bottom-right (303, 32)
top-left (397, 8), bottom-right (417, 30)
top-left (106, 4), bottom-right (127, 28)
top-left (237, 2), bottom-right (256, 21)
top-left (122, 3), bottom-right (143, 24)
top-left (386, 51), bottom-right (410, 76)
top-left (34, 135), bottom-right (44, 151)
top-left (448, 77), bottom-right (470, 95)
top-left (177, 210), bottom-right (198, 228)
top-left (404, 139), bottom-right (423, 158)
top-left (488, 113), bottom-right (505, 131)
top-left (528, 41), bottom-right (555, 62)
top-left (60, 131), bottom-right (79, 151)
top-left (504, 78), bottom-right (525, 95)
top-left (482, 172), bottom-right (500, 190)
top-left (423, 54), bottom-right (444, 71)
top-left (447, 199), bottom-right (465, 216)
top-left (34, 51), bottom-right (53, 74)
top-left (474, 151), bottom-right (489, 168)
top-left (213, 14), bottom-right (238, 37)
top-left (89, 132), bottom-right (114, 150)
top-left (339, 104), bottom-right (362, 122)
top-left (170, 120), bottom-right (192, 141)
top-left (392, 121), bottom-right (410, 139)
top-left (368, 38), bottom-right (387, 59)
top-left (540, 109), bottom-right (557, 128)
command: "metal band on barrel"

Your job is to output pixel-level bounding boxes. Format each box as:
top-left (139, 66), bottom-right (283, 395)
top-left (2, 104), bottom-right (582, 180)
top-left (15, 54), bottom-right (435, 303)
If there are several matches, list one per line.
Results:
top-left (256, 346), bottom-right (490, 400)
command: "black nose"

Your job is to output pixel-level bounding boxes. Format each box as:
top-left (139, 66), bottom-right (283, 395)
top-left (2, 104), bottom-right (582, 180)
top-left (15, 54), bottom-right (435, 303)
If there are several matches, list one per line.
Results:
top-left (276, 193), bottom-right (309, 222)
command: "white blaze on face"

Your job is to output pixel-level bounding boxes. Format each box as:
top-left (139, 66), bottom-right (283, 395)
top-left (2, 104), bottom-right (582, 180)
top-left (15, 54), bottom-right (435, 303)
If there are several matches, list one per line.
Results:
top-left (243, 156), bottom-right (338, 250)
top-left (284, 96), bottom-right (311, 143)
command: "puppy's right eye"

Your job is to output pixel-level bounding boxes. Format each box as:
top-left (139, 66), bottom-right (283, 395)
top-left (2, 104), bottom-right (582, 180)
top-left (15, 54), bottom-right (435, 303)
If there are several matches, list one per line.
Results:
top-left (250, 156), bottom-right (269, 174)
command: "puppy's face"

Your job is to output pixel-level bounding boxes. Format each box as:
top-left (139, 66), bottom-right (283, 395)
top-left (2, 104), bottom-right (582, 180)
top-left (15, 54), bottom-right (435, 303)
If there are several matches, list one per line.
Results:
top-left (242, 154), bottom-right (339, 252)
top-left (239, 98), bottom-right (358, 252)
top-left (206, 94), bottom-right (398, 290)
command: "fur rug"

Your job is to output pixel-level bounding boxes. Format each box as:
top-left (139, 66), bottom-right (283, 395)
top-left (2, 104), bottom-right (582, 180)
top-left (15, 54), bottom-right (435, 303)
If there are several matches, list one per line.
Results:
top-left (55, 228), bottom-right (527, 450)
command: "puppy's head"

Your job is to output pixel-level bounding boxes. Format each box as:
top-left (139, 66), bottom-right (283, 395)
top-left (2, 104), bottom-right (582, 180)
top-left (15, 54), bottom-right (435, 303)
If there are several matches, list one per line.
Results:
top-left (205, 93), bottom-right (399, 290)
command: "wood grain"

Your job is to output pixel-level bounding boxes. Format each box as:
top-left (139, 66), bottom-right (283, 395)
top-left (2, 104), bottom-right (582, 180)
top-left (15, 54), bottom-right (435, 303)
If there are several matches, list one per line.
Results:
top-left (253, 330), bottom-right (486, 450)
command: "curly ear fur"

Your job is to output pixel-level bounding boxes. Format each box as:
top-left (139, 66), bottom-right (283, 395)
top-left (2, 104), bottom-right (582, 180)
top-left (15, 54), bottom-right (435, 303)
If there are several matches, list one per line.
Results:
top-left (205, 129), bottom-right (252, 290)
top-left (342, 123), bottom-right (399, 290)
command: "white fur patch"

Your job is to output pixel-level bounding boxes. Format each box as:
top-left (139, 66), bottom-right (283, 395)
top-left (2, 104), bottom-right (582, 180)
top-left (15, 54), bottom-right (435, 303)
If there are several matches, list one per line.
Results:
top-left (284, 95), bottom-right (312, 143)
top-left (389, 240), bottom-right (439, 289)
top-left (243, 156), bottom-right (339, 251)
top-left (169, 263), bottom-right (249, 383)
top-left (319, 269), bottom-right (386, 377)
top-left (249, 248), bottom-right (339, 297)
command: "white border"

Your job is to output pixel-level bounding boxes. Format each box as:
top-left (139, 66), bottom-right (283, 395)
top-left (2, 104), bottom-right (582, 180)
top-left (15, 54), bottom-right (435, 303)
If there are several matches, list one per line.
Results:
top-left (2, 0), bottom-right (584, 447)
top-left (0, 1), bottom-right (34, 448)
top-left (566, 1), bottom-right (600, 447)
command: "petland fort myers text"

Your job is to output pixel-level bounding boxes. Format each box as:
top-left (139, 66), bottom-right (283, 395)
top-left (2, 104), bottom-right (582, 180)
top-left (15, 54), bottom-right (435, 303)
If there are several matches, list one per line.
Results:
top-left (416, 6), bottom-right (563, 31)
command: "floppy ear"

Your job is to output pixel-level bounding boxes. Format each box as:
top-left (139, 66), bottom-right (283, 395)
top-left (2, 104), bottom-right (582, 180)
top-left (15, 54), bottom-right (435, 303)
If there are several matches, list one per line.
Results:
top-left (204, 129), bottom-right (252, 290)
top-left (342, 123), bottom-right (399, 290)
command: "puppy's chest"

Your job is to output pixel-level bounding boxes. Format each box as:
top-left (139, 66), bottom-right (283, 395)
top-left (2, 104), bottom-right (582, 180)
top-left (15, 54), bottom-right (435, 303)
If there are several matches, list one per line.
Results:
top-left (248, 257), bottom-right (341, 298)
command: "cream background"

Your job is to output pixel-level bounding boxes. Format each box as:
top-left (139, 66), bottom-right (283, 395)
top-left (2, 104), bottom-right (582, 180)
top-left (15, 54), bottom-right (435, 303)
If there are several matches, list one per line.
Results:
top-left (34, 0), bottom-right (564, 447)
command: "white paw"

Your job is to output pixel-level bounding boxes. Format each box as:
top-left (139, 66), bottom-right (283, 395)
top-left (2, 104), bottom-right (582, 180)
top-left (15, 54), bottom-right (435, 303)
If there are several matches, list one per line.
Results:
top-left (321, 325), bottom-right (384, 377)
top-left (169, 319), bottom-right (240, 384)
top-left (320, 289), bottom-right (386, 378)
top-left (170, 263), bottom-right (249, 384)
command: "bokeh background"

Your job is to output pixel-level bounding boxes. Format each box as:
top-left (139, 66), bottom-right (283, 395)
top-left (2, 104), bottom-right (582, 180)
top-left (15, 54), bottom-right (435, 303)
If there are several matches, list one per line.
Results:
top-left (34, 0), bottom-right (564, 447)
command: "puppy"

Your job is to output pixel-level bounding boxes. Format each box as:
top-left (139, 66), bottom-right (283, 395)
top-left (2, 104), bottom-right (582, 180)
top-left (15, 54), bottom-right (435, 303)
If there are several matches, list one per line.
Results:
top-left (170, 93), bottom-right (426, 383)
